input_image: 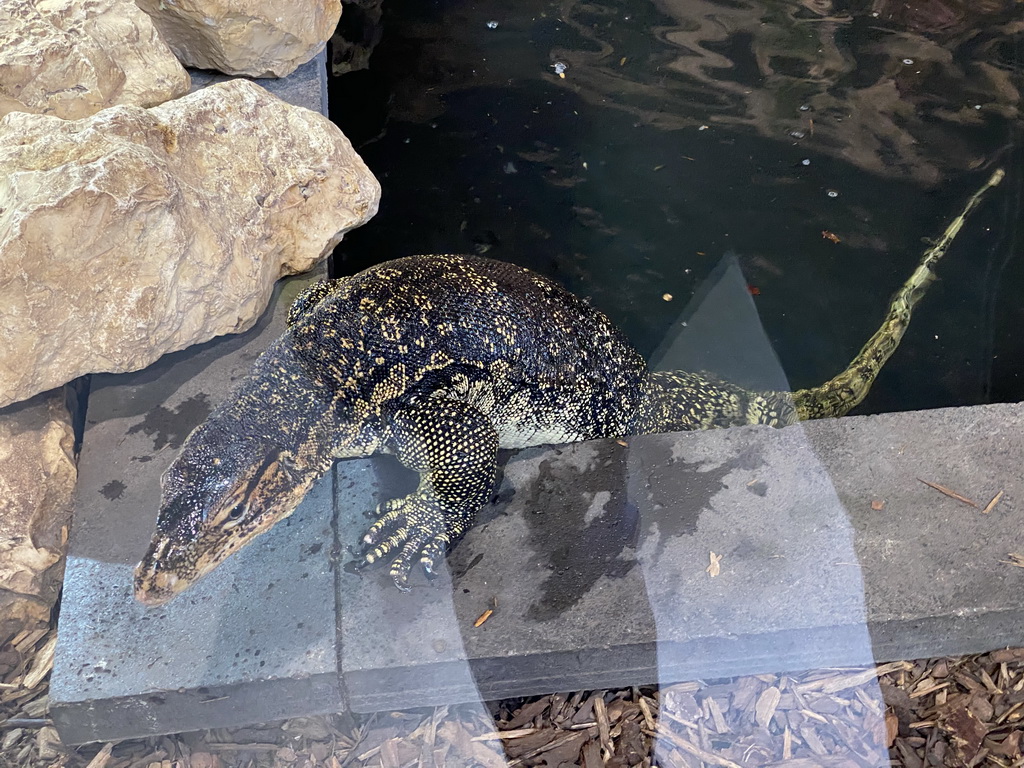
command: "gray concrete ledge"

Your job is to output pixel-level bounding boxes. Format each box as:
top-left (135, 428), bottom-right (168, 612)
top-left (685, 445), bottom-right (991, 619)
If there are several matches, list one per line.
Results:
top-left (338, 402), bottom-right (1024, 711)
top-left (54, 362), bottom-right (1024, 741)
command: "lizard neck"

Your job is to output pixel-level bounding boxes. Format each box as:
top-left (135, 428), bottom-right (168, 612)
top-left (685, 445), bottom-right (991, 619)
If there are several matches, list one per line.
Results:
top-left (219, 333), bottom-right (382, 470)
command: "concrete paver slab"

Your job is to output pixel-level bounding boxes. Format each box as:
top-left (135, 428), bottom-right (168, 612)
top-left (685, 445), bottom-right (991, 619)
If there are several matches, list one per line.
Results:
top-left (337, 402), bottom-right (1024, 711)
top-left (56, 371), bottom-right (1024, 740)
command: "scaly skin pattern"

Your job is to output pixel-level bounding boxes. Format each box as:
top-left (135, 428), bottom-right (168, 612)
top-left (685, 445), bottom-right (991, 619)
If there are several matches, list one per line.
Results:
top-left (135, 170), bottom-right (1003, 604)
top-left (138, 254), bottom-right (651, 603)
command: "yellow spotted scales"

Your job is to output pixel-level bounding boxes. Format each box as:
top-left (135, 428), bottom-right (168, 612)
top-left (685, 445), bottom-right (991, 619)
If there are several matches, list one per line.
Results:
top-left (135, 170), bottom-right (1003, 604)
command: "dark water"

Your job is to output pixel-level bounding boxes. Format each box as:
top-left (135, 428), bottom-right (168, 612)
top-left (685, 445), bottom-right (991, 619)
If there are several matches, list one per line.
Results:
top-left (327, 0), bottom-right (1024, 415)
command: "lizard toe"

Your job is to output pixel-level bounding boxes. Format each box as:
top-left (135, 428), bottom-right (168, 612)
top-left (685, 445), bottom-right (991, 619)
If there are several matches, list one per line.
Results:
top-left (362, 498), bottom-right (409, 547)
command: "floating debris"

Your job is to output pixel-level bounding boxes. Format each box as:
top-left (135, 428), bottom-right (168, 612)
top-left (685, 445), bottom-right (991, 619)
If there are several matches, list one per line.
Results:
top-left (485, 20), bottom-right (498, 29)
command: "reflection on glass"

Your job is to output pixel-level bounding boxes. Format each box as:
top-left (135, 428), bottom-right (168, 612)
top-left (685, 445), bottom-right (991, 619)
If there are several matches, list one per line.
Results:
top-left (28, 0), bottom-right (1023, 765)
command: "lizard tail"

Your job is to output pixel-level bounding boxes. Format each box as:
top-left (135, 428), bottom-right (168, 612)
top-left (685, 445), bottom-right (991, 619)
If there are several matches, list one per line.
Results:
top-left (790, 168), bottom-right (1005, 421)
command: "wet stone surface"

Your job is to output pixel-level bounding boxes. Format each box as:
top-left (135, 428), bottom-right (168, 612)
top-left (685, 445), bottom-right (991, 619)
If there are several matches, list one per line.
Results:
top-left (338, 423), bottom-right (865, 710)
top-left (338, 403), bottom-right (1024, 712)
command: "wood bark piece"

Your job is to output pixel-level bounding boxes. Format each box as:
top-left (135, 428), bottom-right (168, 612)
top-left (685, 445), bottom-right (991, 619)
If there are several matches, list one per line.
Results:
top-left (0, 79), bottom-right (380, 408)
top-left (135, 0), bottom-right (342, 78)
top-left (0, 392), bottom-right (76, 645)
top-left (7, 647), bottom-right (1024, 765)
top-left (0, 0), bottom-right (190, 120)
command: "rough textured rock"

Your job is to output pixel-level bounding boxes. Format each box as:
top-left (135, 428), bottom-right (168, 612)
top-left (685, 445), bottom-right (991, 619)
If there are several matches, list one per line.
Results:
top-left (0, 0), bottom-right (190, 120)
top-left (0, 79), bottom-right (380, 408)
top-left (0, 392), bottom-right (77, 645)
top-left (135, 0), bottom-right (342, 78)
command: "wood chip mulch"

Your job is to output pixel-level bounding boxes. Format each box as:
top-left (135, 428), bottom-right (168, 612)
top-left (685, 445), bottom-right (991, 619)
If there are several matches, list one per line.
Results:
top-left (2, 627), bottom-right (1023, 767)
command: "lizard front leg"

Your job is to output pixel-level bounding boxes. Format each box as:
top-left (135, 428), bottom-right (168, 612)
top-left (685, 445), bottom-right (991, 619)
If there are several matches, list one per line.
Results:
top-left (362, 397), bottom-right (499, 590)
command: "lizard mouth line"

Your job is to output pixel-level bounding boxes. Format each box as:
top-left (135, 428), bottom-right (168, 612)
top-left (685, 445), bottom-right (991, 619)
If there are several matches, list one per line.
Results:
top-left (134, 587), bottom-right (175, 608)
top-left (134, 569), bottom-right (184, 607)
top-left (134, 551), bottom-right (218, 607)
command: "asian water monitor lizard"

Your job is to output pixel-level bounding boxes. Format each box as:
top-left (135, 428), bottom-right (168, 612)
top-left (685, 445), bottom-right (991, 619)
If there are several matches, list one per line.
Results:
top-left (134, 169), bottom-right (1004, 605)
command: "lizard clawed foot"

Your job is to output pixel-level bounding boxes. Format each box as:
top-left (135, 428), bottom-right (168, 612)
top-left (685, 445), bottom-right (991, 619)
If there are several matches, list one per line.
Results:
top-left (361, 493), bottom-right (457, 590)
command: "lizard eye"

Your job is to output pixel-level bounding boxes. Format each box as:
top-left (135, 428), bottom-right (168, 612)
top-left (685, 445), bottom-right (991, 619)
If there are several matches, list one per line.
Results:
top-left (217, 501), bottom-right (248, 528)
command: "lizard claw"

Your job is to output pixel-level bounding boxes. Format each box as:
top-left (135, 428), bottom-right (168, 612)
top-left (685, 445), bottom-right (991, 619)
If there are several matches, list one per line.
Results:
top-left (418, 537), bottom-right (448, 579)
top-left (390, 569), bottom-right (412, 592)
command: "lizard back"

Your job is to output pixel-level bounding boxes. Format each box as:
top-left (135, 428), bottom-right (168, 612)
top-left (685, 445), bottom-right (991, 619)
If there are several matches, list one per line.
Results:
top-left (290, 253), bottom-right (649, 449)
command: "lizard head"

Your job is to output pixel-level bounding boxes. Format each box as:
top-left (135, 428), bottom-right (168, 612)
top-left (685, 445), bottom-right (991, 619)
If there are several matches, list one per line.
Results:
top-left (134, 423), bottom-right (318, 606)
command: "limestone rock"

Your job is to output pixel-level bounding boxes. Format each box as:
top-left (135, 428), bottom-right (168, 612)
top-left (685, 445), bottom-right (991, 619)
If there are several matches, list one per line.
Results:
top-left (0, 0), bottom-right (190, 120)
top-left (0, 79), bottom-right (380, 408)
top-left (0, 392), bottom-right (77, 645)
top-left (135, 0), bottom-right (342, 78)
